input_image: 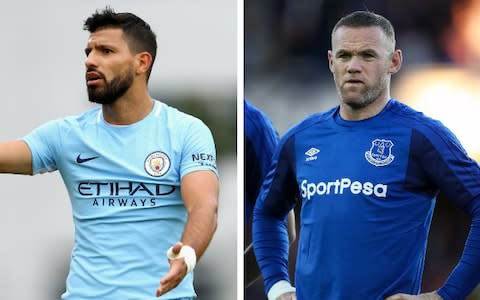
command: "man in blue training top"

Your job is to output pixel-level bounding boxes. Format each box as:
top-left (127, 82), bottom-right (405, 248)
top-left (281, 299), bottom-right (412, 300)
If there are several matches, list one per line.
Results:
top-left (0, 7), bottom-right (218, 300)
top-left (244, 99), bottom-right (296, 294)
top-left (244, 99), bottom-right (279, 228)
top-left (244, 99), bottom-right (279, 289)
top-left (253, 10), bottom-right (480, 300)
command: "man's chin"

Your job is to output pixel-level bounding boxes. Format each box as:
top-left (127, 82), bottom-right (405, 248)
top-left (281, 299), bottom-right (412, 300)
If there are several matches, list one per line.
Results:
top-left (342, 94), bottom-right (362, 104)
top-left (88, 94), bottom-right (117, 105)
top-left (342, 97), bottom-right (370, 110)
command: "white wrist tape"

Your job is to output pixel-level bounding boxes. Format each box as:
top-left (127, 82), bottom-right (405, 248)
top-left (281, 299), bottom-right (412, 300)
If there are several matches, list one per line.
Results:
top-left (267, 280), bottom-right (296, 300)
top-left (166, 245), bottom-right (197, 273)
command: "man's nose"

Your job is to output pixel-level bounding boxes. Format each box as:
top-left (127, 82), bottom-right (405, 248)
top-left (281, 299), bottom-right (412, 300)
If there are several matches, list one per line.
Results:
top-left (347, 56), bottom-right (362, 73)
top-left (84, 52), bottom-right (98, 69)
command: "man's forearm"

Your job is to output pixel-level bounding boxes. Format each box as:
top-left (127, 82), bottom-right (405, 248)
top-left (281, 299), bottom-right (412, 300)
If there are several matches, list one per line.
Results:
top-left (438, 209), bottom-right (480, 299)
top-left (181, 203), bottom-right (217, 260)
top-left (253, 211), bottom-right (291, 294)
top-left (179, 170), bottom-right (219, 261)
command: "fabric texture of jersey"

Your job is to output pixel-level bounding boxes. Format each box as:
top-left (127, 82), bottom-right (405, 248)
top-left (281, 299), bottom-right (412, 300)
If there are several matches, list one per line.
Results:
top-left (253, 99), bottom-right (480, 300)
top-left (23, 100), bottom-right (217, 300)
top-left (244, 99), bottom-right (278, 223)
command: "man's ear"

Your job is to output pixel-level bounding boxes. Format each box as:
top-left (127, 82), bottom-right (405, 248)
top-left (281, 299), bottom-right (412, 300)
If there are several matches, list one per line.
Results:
top-left (135, 51), bottom-right (153, 76)
top-left (389, 49), bottom-right (403, 75)
top-left (328, 50), bottom-right (334, 73)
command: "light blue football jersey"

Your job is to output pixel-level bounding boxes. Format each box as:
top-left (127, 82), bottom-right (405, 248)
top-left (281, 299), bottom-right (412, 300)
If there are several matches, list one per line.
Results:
top-left (23, 100), bottom-right (217, 300)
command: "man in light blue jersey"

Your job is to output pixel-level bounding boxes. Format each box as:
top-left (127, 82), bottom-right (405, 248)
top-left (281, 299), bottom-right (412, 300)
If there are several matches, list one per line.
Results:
top-left (0, 7), bottom-right (218, 300)
top-left (253, 11), bottom-right (480, 300)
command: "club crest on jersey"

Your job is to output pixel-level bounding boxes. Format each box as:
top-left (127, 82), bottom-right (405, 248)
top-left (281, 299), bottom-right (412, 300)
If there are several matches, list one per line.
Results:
top-left (365, 139), bottom-right (395, 167)
top-left (145, 151), bottom-right (170, 177)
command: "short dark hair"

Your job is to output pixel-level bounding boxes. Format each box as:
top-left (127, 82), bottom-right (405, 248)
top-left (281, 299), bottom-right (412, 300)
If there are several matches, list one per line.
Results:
top-left (332, 11), bottom-right (396, 48)
top-left (83, 7), bottom-right (157, 79)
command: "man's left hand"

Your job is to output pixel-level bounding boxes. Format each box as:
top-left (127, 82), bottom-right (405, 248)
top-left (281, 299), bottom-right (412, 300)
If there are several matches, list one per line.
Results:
top-left (385, 291), bottom-right (443, 300)
top-left (156, 242), bottom-right (188, 297)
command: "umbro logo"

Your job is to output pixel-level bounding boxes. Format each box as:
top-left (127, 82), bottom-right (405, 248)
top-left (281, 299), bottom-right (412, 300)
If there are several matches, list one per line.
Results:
top-left (76, 154), bottom-right (99, 164)
top-left (305, 147), bottom-right (320, 161)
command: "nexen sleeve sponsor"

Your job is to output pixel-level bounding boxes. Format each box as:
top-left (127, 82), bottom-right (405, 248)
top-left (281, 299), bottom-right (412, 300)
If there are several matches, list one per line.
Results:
top-left (300, 178), bottom-right (388, 200)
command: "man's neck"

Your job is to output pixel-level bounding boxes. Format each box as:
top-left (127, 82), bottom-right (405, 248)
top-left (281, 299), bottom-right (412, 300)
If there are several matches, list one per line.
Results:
top-left (102, 87), bottom-right (154, 125)
top-left (339, 96), bottom-right (390, 121)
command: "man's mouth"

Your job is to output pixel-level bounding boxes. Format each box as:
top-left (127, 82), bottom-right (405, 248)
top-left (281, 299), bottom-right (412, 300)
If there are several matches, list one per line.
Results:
top-left (86, 71), bottom-right (103, 86)
top-left (345, 79), bottom-right (363, 84)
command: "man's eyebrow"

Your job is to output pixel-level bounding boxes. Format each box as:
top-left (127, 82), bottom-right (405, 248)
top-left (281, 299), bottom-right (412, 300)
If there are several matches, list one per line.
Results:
top-left (335, 48), bottom-right (378, 54)
top-left (335, 49), bottom-right (351, 55)
top-left (84, 43), bottom-right (116, 51)
top-left (359, 48), bottom-right (377, 53)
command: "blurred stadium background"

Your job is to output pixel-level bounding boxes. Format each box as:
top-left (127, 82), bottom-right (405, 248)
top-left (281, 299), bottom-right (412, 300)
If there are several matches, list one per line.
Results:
top-left (0, 1), bottom-right (236, 299)
top-left (245, 0), bottom-right (480, 299)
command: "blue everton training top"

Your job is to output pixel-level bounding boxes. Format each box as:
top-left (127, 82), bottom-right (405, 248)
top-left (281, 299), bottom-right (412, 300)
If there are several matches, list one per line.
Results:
top-left (23, 100), bottom-right (217, 300)
top-left (244, 99), bottom-right (278, 223)
top-left (253, 99), bottom-right (480, 300)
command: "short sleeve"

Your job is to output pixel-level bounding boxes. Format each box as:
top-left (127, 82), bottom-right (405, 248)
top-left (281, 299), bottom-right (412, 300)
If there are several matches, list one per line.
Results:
top-left (179, 118), bottom-right (218, 178)
top-left (22, 120), bottom-right (60, 174)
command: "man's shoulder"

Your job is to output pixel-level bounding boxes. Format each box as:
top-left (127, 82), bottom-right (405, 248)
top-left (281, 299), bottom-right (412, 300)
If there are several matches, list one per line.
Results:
top-left (387, 99), bottom-right (449, 133)
top-left (244, 101), bottom-right (277, 142)
top-left (156, 101), bottom-right (213, 139)
top-left (244, 99), bottom-right (273, 126)
top-left (36, 106), bottom-right (100, 132)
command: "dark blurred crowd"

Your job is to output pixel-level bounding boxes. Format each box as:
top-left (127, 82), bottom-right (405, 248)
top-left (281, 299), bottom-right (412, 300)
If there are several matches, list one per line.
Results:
top-left (245, 0), bottom-right (475, 86)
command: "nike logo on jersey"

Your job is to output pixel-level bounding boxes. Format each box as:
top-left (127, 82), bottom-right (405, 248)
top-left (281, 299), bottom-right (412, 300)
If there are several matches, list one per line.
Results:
top-left (76, 154), bottom-right (99, 164)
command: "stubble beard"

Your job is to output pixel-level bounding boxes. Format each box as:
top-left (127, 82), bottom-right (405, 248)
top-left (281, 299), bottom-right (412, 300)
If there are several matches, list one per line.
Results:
top-left (339, 76), bottom-right (388, 110)
top-left (87, 67), bottom-right (134, 105)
